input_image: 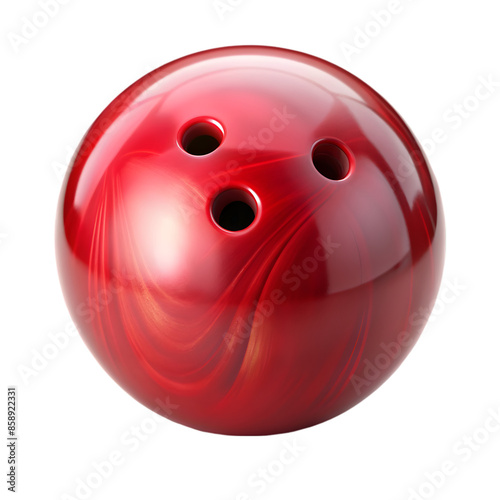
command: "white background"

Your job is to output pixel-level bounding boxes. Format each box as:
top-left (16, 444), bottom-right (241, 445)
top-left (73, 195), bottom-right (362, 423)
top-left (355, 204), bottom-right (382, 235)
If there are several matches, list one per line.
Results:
top-left (1, 0), bottom-right (499, 499)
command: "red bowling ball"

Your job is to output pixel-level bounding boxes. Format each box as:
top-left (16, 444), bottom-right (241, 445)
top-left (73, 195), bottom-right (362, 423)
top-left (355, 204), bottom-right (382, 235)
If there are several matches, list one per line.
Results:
top-left (56, 46), bottom-right (445, 435)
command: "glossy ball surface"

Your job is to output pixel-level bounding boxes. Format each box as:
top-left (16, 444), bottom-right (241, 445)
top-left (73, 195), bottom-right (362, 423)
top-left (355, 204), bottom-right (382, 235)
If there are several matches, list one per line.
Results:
top-left (56, 46), bottom-right (445, 435)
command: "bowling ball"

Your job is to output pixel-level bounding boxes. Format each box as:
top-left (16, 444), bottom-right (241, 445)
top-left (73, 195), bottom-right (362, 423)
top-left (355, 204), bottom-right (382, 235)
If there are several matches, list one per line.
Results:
top-left (56, 46), bottom-right (445, 435)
